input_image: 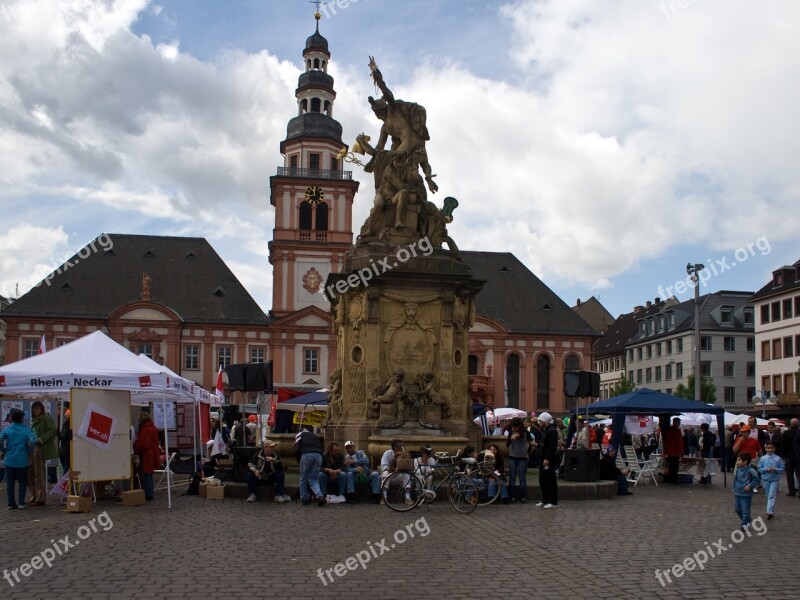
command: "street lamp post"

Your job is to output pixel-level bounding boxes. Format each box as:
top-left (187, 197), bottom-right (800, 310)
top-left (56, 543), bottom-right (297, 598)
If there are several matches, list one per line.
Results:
top-left (686, 263), bottom-right (705, 402)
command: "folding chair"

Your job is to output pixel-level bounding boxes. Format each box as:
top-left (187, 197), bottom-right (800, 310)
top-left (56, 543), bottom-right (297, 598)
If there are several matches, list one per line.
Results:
top-left (155, 452), bottom-right (177, 491)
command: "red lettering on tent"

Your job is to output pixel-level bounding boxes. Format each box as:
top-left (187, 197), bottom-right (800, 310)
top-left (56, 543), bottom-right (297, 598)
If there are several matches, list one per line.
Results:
top-left (139, 375), bottom-right (151, 388)
top-left (0, 375), bottom-right (5, 386)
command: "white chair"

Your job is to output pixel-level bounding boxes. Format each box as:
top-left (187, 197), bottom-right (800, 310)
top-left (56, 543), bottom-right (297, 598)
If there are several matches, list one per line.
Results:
top-left (155, 452), bottom-right (177, 490)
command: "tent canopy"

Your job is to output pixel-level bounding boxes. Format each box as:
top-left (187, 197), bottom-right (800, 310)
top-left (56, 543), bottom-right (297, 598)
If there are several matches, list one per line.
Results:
top-left (0, 331), bottom-right (193, 401)
top-left (570, 388), bottom-right (728, 484)
top-left (574, 388), bottom-right (724, 416)
top-left (277, 390), bottom-right (327, 412)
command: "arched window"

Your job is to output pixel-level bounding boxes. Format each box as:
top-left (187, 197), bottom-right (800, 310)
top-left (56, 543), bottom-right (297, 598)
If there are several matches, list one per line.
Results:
top-left (323, 100), bottom-right (331, 116)
top-left (537, 354), bottom-right (550, 409)
top-left (505, 354), bottom-right (520, 408)
top-left (299, 202), bottom-right (312, 230)
top-left (313, 58), bottom-right (320, 69)
top-left (310, 97), bottom-right (321, 113)
top-left (468, 355), bottom-right (479, 375)
top-left (315, 202), bottom-right (328, 231)
top-left (300, 98), bottom-right (308, 114)
top-left (307, 59), bottom-right (311, 70)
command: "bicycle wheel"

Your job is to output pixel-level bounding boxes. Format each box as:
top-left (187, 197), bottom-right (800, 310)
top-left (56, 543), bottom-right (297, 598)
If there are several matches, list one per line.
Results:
top-left (381, 471), bottom-right (423, 512)
top-left (475, 472), bottom-right (502, 506)
top-left (448, 474), bottom-right (478, 514)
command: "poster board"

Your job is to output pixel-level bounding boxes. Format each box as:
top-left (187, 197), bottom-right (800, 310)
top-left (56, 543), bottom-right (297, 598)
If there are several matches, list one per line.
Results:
top-left (70, 388), bottom-right (132, 482)
top-left (152, 399), bottom-right (176, 430)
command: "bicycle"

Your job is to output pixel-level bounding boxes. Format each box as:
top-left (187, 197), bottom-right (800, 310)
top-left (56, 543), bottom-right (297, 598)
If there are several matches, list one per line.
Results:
top-left (381, 451), bottom-right (478, 514)
top-left (464, 455), bottom-right (507, 506)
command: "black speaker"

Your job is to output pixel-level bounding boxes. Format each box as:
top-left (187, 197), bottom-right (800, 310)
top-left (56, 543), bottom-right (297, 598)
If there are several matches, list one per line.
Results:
top-left (564, 370), bottom-right (600, 397)
top-left (564, 448), bottom-right (600, 482)
top-left (225, 361), bottom-right (273, 392)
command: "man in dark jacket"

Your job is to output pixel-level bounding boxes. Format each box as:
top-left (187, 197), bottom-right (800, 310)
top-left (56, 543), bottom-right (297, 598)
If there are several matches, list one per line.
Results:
top-left (779, 419), bottom-right (798, 496)
top-left (294, 426), bottom-right (325, 506)
top-left (600, 447), bottom-right (632, 495)
top-left (246, 439), bottom-right (288, 504)
top-left (537, 413), bottom-right (559, 508)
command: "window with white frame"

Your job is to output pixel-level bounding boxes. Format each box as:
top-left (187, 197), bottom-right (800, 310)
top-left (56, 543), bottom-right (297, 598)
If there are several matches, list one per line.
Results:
top-left (250, 347), bottom-right (265, 363)
top-left (184, 345), bottom-right (199, 370)
top-left (304, 348), bottom-right (319, 374)
top-left (217, 346), bottom-right (232, 369)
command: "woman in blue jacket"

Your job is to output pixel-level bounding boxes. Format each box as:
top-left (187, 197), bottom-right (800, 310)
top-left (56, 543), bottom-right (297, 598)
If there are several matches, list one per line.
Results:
top-left (0, 409), bottom-right (37, 509)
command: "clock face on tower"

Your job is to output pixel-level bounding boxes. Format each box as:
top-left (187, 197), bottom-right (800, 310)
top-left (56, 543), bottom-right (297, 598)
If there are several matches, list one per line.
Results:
top-left (304, 185), bottom-right (324, 205)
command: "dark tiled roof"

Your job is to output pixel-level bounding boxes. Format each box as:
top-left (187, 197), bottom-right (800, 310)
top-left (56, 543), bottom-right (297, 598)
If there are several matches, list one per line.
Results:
top-left (749, 259), bottom-right (800, 302)
top-left (3, 234), bottom-right (267, 324)
top-left (572, 296), bottom-right (614, 334)
top-left (626, 291), bottom-right (754, 345)
top-left (460, 251), bottom-right (599, 336)
top-left (594, 299), bottom-right (675, 359)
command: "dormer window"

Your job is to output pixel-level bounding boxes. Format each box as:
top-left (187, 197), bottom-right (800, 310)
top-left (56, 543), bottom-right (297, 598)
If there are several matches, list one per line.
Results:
top-left (213, 287), bottom-right (225, 297)
top-left (720, 306), bottom-right (733, 324)
top-left (773, 272), bottom-right (783, 286)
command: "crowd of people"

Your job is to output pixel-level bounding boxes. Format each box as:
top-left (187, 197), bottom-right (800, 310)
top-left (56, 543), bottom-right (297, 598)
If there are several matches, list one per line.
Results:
top-left (0, 406), bottom-right (163, 508)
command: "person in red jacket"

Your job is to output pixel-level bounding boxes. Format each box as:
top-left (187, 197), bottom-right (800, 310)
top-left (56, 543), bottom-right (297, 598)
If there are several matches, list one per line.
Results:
top-left (132, 412), bottom-right (160, 500)
top-left (663, 417), bottom-right (684, 484)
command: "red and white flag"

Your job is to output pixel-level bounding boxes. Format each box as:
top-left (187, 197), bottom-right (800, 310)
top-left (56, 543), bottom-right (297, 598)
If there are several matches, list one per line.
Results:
top-left (38, 334), bottom-right (46, 354)
top-left (215, 366), bottom-right (224, 403)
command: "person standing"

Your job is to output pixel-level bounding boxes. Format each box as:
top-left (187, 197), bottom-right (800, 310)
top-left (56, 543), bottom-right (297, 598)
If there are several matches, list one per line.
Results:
top-left (58, 409), bottom-right (72, 475)
top-left (537, 412), bottom-right (559, 509)
top-left (663, 417), bottom-right (684, 484)
top-left (757, 442), bottom-right (784, 519)
top-left (779, 419), bottom-right (798, 496)
top-left (506, 418), bottom-right (533, 503)
top-left (732, 453), bottom-right (759, 529)
top-left (28, 401), bottom-right (57, 506)
top-left (132, 412), bottom-right (160, 501)
top-left (294, 425), bottom-right (325, 506)
top-left (0, 409), bottom-right (37, 509)
top-left (698, 423), bottom-right (716, 485)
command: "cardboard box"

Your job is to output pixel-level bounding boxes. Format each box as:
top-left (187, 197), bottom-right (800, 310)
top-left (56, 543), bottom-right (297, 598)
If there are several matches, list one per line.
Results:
top-left (66, 495), bottom-right (93, 513)
top-left (201, 483), bottom-right (225, 499)
top-left (121, 489), bottom-right (146, 506)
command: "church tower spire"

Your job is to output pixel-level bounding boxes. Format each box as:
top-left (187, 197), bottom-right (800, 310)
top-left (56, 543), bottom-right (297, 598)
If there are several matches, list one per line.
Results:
top-left (268, 14), bottom-right (359, 319)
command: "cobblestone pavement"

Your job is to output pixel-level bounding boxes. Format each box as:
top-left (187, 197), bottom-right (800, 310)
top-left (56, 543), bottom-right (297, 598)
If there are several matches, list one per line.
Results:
top-left (1, 477), bottom-right (797, 600)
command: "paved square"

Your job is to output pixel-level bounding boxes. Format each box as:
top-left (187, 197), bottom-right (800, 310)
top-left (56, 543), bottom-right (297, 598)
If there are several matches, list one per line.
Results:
top-left (1, 478), bottom-right (797, 599)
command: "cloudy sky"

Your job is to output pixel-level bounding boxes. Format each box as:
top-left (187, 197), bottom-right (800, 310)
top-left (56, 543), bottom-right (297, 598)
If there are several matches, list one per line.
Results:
top-left (1, 0), bottom-right (798, 318)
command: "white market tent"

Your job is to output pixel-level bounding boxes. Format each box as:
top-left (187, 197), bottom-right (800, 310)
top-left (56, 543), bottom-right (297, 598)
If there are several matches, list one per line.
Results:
top-left (0, 330), bottom-right (197, 508)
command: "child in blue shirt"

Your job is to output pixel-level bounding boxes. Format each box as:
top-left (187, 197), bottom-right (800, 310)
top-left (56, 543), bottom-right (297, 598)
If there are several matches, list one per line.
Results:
top-left (757, 442), bottom-right (785, 520)
top-left (732, 453), bottom-right (759, 529)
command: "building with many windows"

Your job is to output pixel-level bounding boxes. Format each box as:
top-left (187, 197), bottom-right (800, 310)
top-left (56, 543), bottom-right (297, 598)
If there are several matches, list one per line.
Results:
top-left (593, 298), bottom-right (677, 400)
top-left (623, 291), bottom-right (755, 409)
top-left (750, 259), bottom-right (800, 408)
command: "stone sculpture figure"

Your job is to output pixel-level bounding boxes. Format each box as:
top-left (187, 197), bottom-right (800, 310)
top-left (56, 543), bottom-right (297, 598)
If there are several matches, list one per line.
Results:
top-left (368, 56), bottom-right (437, 195)
top-left (418, 369), bottom-right (450, 419)
top-left (322, 368), bottom-right (343, 427)
top-left (368, 368), bottom-right (407, 420)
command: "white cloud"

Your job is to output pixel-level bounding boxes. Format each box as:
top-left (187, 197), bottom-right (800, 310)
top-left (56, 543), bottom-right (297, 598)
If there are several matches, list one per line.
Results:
top-left (0, 0), bottom-right (797, 310)
top-left (0, 224), bottom-right (71, 297)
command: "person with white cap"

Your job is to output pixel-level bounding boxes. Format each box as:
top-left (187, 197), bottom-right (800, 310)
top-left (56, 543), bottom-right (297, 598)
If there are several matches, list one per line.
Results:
top-left (343, 440), bottom-right (381, 504)
top-left (537, 412), bottom-right (559, 508)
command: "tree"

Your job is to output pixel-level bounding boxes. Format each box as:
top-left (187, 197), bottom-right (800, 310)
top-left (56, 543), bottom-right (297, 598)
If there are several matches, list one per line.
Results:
top-left (610, 374), bottom-right (635, 397)
top-left (674, 374), bottom-right (716, 403)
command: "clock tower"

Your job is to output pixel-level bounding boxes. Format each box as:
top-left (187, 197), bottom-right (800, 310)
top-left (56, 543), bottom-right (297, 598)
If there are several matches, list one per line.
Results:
top-left (268, 14), bottom-right (359, 319)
